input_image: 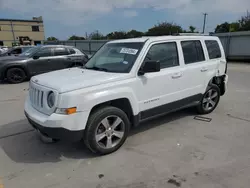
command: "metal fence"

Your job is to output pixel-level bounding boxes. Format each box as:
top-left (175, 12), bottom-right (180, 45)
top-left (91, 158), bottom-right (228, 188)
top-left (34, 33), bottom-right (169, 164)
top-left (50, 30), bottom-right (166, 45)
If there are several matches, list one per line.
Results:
top-left (44, 31), bottom-right (250, 60)
top-left (213, 31), bottom-right (250, 60)
top-left (44, 40), bottom-right (108, 55)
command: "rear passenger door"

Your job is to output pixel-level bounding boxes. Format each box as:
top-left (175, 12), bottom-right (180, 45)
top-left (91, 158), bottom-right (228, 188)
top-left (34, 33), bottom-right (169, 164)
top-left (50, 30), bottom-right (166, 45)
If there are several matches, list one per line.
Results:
top-left (179, 40), bottom-right (207, 98)
top-left (50, 47), bottom-right (71, 71)
top-left (204, 40), bottom-right (225, 81)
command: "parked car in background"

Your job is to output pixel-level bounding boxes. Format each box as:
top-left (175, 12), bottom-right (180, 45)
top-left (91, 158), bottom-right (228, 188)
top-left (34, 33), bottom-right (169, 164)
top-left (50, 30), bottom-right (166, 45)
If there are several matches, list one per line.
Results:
top-left (0, 45), bottom-right (89, 83)
top-left (0, 46), bottom-right (9, 54)
top-left (0, 46), bottom-right (35, 57)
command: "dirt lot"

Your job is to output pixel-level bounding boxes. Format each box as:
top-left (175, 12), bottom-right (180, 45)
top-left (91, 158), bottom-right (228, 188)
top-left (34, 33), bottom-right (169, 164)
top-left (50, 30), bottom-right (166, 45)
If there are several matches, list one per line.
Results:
top-left (0, 63), bottom-right (250, 188)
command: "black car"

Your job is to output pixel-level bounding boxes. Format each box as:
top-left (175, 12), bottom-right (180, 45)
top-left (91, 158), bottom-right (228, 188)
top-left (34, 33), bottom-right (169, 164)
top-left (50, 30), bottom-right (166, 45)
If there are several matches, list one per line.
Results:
top-left (0, 45), bottom-right (89, 83)
top-left (0, 46), bottom-right (35, 57)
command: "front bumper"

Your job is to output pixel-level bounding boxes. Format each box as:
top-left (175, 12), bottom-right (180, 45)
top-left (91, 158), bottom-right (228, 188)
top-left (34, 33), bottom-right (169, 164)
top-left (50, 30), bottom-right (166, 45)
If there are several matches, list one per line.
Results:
top-left (25, 112), bottom-right (83, 141)
top-left (24, 97), bottom-right (90, 141)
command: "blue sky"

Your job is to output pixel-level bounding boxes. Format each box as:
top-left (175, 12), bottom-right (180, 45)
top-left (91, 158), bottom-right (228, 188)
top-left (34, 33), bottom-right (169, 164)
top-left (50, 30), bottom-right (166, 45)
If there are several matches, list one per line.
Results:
top-left (0, 0), bottom-right (249, 40)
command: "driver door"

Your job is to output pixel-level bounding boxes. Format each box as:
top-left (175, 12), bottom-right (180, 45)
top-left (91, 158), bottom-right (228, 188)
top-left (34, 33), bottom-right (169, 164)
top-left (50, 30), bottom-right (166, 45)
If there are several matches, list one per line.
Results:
top-left (135, 41), bottom-right (183, 120)
top-left (27, 47), bottom-right (53, 75)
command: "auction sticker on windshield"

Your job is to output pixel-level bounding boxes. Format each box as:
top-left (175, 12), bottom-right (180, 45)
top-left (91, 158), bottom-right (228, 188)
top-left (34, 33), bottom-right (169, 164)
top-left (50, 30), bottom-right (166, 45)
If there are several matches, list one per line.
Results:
top-left (120, 48), bottom-right (138, 55)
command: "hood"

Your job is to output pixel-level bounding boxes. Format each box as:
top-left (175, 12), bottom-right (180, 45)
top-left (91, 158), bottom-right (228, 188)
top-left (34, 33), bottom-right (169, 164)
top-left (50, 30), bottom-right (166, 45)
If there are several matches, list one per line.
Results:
top-left (31, 68), bottom-right (131, 93)
top-left (0, 56), bottom-right (28, 62)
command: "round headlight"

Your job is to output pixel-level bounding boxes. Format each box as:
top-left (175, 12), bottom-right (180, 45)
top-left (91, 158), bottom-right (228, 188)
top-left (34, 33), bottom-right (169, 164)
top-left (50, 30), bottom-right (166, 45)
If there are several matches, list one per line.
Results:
top-left (47, 91), bottom-right (55, 108)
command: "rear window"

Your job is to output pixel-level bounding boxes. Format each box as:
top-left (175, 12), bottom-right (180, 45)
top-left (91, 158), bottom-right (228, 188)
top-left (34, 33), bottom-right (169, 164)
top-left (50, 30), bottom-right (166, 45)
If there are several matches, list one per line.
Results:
top-left (181, 40), bottom-right (205, 64)
top-left (205, 40), bottom-right (221, 59)
top-left (54, 47), bottom-right (69, 56)
top-left (69, 48), bottom-right (76, 54)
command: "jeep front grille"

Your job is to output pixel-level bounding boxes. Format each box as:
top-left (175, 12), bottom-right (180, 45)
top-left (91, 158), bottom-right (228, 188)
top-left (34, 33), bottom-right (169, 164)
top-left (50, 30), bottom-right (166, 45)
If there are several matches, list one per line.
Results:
top-left (29, 85), bottom-right (44, 109)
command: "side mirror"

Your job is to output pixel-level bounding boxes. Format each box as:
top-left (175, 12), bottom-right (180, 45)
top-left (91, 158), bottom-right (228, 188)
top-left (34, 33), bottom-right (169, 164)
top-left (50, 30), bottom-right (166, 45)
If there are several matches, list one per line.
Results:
top-left (33, 55), bottom-right (39, 60)
top-left (138, 60), bottom-right (160, 75)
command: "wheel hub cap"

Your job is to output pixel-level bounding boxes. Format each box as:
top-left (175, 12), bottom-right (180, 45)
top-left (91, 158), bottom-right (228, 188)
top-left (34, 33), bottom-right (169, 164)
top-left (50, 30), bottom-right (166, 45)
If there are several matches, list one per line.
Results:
top-left (95, 115), bottom-right (125, 149)
top-left (203, 89), bottom-right (219, 111)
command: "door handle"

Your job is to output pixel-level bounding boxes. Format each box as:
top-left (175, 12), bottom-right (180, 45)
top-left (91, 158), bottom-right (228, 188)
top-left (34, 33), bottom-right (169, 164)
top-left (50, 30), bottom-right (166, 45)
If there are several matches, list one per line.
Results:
top-left (171, 72), bottom-right (182, 79)
top-left (67, 58), bottom-right (72, 60)
top-left (201, 67), bottom-right (208, 72)
top-left (47, 59), bottom-right (51, 62)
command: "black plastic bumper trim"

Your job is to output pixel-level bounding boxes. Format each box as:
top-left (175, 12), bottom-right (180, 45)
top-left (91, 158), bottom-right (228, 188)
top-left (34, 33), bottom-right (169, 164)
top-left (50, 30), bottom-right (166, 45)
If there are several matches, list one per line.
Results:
top-left (25, 111), bottom-right (84, 142)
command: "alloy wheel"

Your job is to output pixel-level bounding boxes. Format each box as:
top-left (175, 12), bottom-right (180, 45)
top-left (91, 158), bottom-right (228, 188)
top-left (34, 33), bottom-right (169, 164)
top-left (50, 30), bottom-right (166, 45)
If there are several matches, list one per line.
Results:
top-left (202, 88), bottom-right (219, 111)
top-left (95, 115), bottom-right (125, 149)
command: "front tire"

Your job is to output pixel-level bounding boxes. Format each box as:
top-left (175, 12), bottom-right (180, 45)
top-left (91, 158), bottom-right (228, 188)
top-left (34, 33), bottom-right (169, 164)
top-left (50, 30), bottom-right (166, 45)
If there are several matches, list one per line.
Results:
top-left (84, 106), bottom-right (130, 155)
top-left (196, 84), bottom-right (220, 114)
top-left (6, 67), bottom-right (26, 84)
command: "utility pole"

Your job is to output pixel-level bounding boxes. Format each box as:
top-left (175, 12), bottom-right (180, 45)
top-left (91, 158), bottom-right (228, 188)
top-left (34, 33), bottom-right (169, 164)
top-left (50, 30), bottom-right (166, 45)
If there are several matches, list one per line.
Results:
top-left (202, 13), bottom-right (208, 34)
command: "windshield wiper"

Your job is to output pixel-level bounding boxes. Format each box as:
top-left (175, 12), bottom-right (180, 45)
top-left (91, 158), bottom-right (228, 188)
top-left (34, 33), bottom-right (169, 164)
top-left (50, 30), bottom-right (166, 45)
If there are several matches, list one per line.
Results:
top-left (85, 66), bottom-right (109, 72)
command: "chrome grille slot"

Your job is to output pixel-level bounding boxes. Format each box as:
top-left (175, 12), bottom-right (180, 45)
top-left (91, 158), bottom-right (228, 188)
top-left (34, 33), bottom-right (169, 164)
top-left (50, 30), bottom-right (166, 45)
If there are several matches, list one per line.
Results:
top-left (41, 91), bottom-right (44, 108)
top-left (29, 81), bottom-right (57, 116)
top-left (29, 84), bottom-right (44, 109)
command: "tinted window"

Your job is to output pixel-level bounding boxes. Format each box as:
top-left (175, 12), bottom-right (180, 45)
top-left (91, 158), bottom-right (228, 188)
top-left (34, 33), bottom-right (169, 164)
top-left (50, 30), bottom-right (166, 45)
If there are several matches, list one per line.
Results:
top-left (32, 26), bottom-right (39, 32)
top-left (145, 42), bottom-right (179, 69)
top-left (181, 40), bottom-right (205, 64)
top-left (35, 48), bottom-right (52, 57)
top-left (12, 48), bottom-right (22, 54)
top-left (69, 48), bottom-right (76, 54)
top-left (205, 40), bottom-right (221, 59)
top-left (54, 47), bottom-right (69, 56)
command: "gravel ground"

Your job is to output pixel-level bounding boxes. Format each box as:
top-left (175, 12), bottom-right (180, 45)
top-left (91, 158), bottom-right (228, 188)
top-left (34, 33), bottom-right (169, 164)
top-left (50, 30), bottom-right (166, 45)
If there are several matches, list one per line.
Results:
top-left (0, 62), bottom-right (250, 188)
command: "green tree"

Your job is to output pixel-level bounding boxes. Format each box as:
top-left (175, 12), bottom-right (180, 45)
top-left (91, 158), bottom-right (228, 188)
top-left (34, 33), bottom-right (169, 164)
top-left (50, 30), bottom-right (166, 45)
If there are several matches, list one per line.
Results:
top-left (126, 30), bottom-right (144, 38)
top-left (229, 22), bottom-right (240, 32)
top-left (106, 31), bottom-right (127, 39)
top-left (238, 12), bottom-right (250, 31)
top-left (146, 22), bottom-right (183, 36)
top-left (68, 35), bottom-right (85, 40)
top-left (189, 25), bottom-right (196, 33)
top-left (89, 31), bottom-right (106, 40)
top-left (47, 36), bottom-right (58, 41)
top-left (215, 22), bottom-right (230, 33)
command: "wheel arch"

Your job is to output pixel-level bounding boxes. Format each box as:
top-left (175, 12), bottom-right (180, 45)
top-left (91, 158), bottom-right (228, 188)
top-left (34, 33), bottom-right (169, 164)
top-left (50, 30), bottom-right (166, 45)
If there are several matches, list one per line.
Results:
top-left (90, 98), bottom-right (134, 123)
top-left (206, 75), bottom-right (226, 96)
top-left (4, 64), bottom-right (29, 78)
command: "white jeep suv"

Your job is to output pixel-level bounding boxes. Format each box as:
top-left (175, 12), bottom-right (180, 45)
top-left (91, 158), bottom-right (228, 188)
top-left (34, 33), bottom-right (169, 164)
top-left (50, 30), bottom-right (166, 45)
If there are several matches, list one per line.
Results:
top-left (25, 35), bottom-right (228, 155)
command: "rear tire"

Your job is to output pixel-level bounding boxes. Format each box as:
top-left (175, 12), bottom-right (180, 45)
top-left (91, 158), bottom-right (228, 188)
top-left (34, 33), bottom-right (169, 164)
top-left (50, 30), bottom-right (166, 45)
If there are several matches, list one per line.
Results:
top-left (196, 84), bottom-right (220, 114)
top-left (84, 106), bottom-right (130, 155)
top-left (6, 67), bottom-right (26, 84)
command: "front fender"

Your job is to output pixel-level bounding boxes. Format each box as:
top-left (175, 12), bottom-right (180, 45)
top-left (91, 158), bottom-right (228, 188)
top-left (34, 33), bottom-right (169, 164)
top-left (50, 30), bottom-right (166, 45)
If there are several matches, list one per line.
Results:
top-left (58, 87), bottom-right (139, 115)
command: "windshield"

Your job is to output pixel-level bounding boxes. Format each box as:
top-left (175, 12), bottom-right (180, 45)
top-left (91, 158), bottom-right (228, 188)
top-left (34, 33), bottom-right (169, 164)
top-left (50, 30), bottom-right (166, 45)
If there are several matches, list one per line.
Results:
top-left (19, 46), bottom-right (41, 57)
top-left (85, 42), bottom-right (144, 73)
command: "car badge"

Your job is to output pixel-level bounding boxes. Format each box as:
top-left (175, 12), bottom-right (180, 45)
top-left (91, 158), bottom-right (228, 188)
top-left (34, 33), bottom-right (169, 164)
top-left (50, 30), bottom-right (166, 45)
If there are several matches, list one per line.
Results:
top-left (35, 79), bottom-right (38, 83)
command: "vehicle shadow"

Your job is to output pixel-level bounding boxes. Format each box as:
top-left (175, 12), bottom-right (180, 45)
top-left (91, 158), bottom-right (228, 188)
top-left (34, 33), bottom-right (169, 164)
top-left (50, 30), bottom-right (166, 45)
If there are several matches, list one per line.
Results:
top-left (0, 120), bottom-right (96, 164)
top-left (0, 108), bottom-right (196, 164)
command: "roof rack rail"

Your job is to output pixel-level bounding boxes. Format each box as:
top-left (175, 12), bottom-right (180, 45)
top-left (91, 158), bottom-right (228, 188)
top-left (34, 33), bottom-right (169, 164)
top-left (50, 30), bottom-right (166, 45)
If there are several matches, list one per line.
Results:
top-left (173, 33), bottom-right (211, 36)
